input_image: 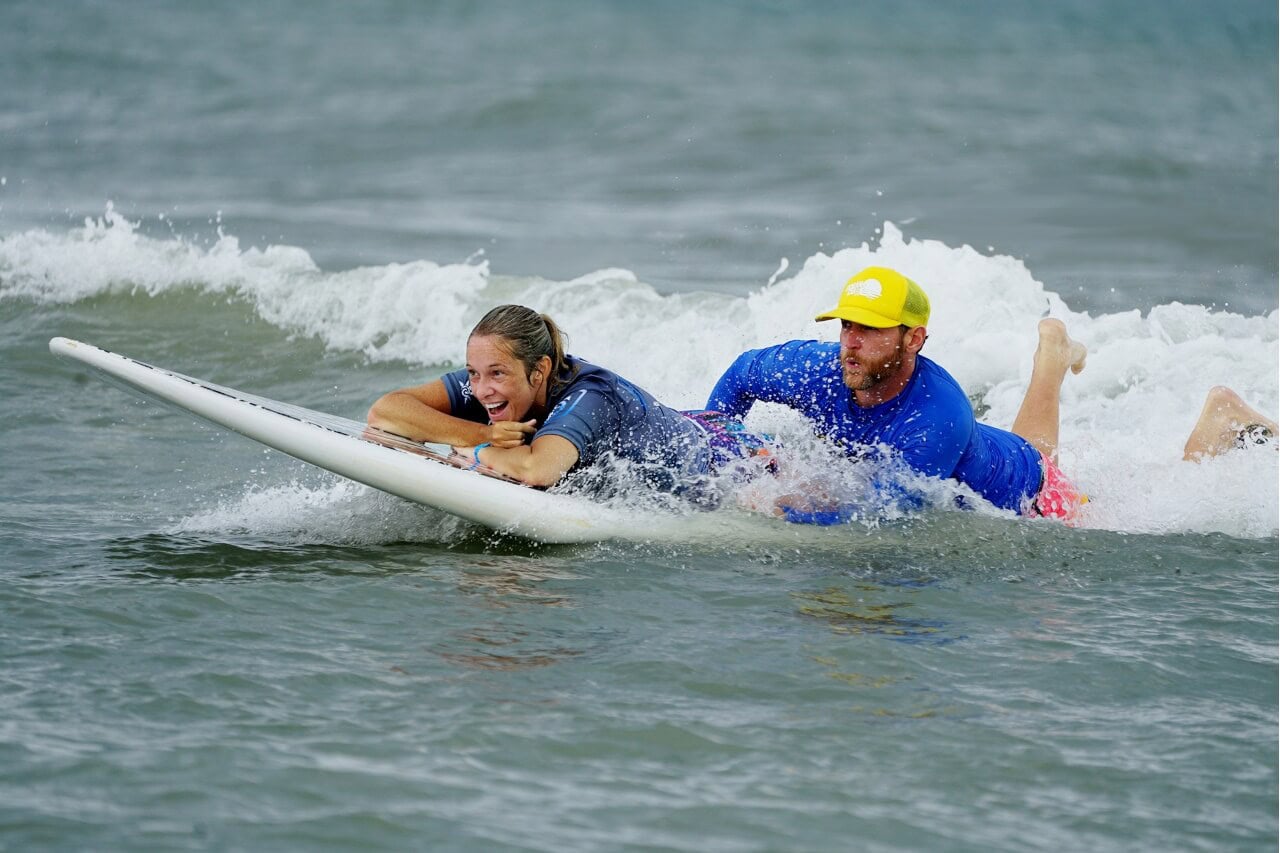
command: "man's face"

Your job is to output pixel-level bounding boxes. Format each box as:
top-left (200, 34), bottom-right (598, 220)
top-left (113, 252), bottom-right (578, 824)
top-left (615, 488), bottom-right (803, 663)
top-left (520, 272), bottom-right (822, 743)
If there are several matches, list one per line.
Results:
top-left (838, 321), bottom-right (910, 391)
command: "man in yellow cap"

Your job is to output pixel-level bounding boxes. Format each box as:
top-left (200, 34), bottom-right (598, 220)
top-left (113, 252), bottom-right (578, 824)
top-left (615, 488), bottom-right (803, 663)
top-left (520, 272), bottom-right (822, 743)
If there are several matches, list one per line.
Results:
top-left (706, 266), bottom-right (1089, 519)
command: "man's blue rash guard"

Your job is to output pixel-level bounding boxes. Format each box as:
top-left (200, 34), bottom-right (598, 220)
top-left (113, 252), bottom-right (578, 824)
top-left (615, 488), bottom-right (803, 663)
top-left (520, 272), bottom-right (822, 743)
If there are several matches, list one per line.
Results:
top-left (706, 340), bottom-right (1043, 513)
top-left (442, 356), bottom-right (711, 493)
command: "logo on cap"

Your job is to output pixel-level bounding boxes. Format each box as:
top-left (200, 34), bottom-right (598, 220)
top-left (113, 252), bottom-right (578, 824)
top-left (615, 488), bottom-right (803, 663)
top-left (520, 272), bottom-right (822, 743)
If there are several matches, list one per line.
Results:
top-left (844, 278), bottom-right (883, 300)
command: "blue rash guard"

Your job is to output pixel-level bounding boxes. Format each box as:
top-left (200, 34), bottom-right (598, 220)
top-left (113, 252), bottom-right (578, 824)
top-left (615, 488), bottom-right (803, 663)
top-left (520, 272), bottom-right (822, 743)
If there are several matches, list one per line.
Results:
top-left (441, 355), bottom-right (712, 494)
top-left (706, 340), bottom-right (1043, 513)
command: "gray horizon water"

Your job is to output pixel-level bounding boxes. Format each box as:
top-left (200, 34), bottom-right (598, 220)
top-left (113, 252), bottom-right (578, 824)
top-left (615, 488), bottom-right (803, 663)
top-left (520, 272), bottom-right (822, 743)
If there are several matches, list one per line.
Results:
top-left (3, 0), bottom-right (1276, 312)
top-left (2, 1), bottom-right (1278, 850)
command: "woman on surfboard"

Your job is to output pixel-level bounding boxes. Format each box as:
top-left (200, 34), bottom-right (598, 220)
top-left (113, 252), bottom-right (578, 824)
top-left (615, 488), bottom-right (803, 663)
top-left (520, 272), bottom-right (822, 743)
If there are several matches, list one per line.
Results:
top-left (367, 304), bottom-right (772, 497)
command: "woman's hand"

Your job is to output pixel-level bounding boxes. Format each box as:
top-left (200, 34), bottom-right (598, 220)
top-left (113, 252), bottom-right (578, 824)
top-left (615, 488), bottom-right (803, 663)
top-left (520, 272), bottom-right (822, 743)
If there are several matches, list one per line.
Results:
top-left (487, 419), bottom-right (537, 448)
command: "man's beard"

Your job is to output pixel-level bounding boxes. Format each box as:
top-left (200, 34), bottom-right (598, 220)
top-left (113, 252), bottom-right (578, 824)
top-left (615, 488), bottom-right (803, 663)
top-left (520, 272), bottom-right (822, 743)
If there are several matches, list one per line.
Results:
top-left (841, 348), bottom-right (902, 392)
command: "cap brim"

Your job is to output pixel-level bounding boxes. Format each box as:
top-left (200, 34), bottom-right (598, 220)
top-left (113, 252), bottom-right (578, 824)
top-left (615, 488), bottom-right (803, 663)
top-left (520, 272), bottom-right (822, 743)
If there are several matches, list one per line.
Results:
top-left (813, 306), bottom-right (903, 328)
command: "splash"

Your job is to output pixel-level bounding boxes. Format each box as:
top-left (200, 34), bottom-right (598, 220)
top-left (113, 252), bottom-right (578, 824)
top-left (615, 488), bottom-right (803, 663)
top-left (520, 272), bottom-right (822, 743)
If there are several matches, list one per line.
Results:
top-left (0, 204), bottom-right (491, 366)
top-left (168, 479), bottom-right (476, 546)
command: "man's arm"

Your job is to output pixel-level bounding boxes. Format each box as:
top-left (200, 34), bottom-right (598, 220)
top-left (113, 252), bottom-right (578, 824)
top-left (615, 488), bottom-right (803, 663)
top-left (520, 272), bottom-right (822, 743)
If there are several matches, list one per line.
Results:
top-left (706, 350), bottom-right (758, 416)
top-left (707, 345), bottom-right (800, 416)
top-left (708, 341), bottom-right (836, 418)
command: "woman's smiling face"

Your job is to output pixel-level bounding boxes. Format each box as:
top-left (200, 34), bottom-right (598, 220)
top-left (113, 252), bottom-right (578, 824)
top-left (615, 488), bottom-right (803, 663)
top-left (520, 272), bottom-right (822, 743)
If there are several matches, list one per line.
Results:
top-left (465, 334), bottom-right (544, 423)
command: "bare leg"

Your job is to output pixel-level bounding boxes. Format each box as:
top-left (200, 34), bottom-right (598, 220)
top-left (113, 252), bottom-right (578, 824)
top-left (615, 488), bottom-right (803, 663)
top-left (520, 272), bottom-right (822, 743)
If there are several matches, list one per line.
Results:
top-left (1011, 318), bottom-right (1087, 464)
top-left (1182, 386), bottom-right (1278, 461)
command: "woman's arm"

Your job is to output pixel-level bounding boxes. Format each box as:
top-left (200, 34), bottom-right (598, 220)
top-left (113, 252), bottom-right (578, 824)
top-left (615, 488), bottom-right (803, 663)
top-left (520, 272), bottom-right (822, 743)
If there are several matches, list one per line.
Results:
top-left (367, 379), bottom-right (534, 448)
top-left (459, 434), bottom-right (581, 488)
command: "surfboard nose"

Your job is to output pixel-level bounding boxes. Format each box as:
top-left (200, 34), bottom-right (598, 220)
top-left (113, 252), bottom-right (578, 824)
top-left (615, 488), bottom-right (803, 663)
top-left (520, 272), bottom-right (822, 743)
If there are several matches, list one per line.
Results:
top-left (49, 336), bottom-right (82, 357)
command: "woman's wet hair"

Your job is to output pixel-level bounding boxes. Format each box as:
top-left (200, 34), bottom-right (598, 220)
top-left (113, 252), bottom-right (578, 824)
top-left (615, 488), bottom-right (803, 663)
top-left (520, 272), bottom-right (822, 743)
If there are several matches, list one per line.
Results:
top-left (470, 304), bottom-right (575, 390)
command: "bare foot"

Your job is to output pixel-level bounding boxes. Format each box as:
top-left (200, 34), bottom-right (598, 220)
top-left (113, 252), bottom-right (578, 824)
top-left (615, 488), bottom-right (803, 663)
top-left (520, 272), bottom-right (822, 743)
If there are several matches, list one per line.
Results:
top-left (1183, 386), bottom-right (1279, 460)
top-left (1035, 318), bottom-right (1087, 377)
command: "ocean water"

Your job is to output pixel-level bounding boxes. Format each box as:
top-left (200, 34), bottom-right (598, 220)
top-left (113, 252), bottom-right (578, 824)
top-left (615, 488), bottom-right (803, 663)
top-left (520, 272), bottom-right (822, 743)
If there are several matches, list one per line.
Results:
top-left (2, 1), bottom-right (1277, 851)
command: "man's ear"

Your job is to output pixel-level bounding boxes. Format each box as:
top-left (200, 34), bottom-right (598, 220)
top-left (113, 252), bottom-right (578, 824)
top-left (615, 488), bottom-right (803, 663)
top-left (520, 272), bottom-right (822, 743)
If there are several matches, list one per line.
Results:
top-left (905, 326), bottom-right (928, 353)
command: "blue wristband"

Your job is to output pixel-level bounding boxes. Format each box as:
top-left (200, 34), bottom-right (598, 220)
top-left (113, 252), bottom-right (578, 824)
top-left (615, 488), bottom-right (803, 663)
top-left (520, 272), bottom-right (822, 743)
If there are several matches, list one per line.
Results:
top-left (469, 442), bottom-right (492, 470)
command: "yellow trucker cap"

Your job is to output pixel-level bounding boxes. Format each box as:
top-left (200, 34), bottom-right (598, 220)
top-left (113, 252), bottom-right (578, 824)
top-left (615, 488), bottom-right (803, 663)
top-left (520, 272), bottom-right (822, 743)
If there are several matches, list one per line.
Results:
top-left (815, 266), bottom-right (930, 328)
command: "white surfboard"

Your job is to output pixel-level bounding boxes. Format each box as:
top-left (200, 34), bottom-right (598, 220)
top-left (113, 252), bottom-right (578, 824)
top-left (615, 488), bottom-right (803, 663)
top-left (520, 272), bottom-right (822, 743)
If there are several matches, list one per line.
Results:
top-left (49, 337), bottom-right (638, 543)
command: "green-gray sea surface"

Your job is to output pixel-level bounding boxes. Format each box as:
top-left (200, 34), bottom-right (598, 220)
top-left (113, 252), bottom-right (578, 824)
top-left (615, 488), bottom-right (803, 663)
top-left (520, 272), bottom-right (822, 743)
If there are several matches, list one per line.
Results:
top-left (2, 1), bottom-right (1276, 850)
